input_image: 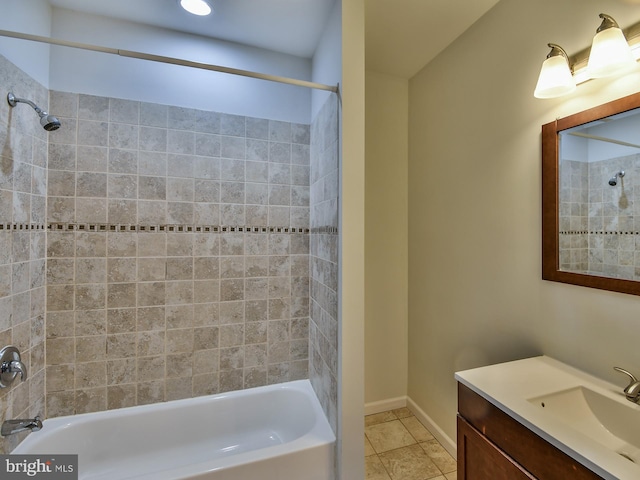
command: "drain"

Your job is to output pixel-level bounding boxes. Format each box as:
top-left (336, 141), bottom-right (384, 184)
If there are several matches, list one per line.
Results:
top-left (618, 452), bottom-right (635, 463)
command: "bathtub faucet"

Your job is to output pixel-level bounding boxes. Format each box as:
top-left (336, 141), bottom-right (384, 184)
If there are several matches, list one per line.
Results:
top-left (1, 417), bottom-right (42, 436)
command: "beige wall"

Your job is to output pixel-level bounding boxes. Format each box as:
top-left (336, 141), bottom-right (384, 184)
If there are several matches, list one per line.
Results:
top-left (340, 0), bottom-right (366, 477)
top-left (365, 71), bottom-right (409, 405)
top-left (408, 0), bottom-right (640, 446)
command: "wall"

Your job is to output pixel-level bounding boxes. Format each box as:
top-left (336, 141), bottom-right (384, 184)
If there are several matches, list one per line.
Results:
top-left (364, 71), bottom-right (408, 408)
top-left (408, 0), bottom-right (640, 451)
top-left (339, 0), bottom-right (366, 477)
top-left (311, 0), bottom-right (342, 120)
top-left (0, 54), bottom-right (47, 453)
top-left (309, 94), bottom-right (340, 434)
top-left (44, 90), bottom-right (311, 416)
top-left (0, 0), bottom-right (51, 87)
top-left (48, 8), bottom-right (312, 124)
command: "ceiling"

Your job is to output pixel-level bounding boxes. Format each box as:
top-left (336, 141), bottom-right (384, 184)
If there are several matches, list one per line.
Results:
top-left (47, 0), bottom-right (500, 78)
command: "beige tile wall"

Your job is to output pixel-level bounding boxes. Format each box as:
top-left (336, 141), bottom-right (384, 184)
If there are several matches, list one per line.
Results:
top-left (44, 91), bottom-right (312, 417)
top-left (309, 94), bottom-right (339, 434)
top-left (0, 55), bottom-right (47, 453)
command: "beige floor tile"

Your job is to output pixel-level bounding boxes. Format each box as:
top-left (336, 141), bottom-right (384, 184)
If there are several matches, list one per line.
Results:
top-left (366, 420), bottom-right (417, 453)
top-left (445, 472), bottom-right (457, 480)
top-left (401, 416), bottom-right (435, 442)
top-left (366, 455), bottom-right (392, 480)
top-left (379, 444), bottom-right (442, 480)
top-left (391, 407), bottom-right (413, 419)
top-left (366, 411), bottom-right (398, 426)
top-left (365, 435), bottom-right (376, 456)
top-left (420, 440), bottom-right (457, 474)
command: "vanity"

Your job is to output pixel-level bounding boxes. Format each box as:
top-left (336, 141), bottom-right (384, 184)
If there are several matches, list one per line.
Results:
top-left (456, 356), bottom-right (640, 480)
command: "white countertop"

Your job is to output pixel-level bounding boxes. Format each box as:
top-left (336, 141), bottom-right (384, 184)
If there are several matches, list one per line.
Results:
top-left (456, 356), bottom-right (640, 480)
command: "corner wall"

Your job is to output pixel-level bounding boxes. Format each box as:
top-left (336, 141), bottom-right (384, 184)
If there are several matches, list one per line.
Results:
top-left (408, 0), bottom-right (640, 449)
top-left (364, 71), bottom-right (408, 409)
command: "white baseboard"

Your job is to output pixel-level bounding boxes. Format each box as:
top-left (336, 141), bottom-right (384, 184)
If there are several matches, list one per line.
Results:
top-left (364, 396), bottom-right (407, 416)
top-left (406, 397), bottom-right (457, 458)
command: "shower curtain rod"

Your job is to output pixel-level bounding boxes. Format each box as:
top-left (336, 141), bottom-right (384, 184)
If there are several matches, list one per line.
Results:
top-left (0, 29), bottom-right (339, 94)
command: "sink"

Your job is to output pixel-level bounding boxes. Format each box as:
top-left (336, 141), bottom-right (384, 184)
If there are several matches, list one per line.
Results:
top-left (456, 356), bottom-right (640, 479)
top-left (528, 386), bottom-right (640, 463)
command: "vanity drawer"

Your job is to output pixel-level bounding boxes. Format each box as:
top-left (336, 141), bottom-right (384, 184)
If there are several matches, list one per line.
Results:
top-left (458, 383), bottom-right (603, 480)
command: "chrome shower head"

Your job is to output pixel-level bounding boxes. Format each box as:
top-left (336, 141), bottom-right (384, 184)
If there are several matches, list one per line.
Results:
top-left (608, 170), bottom-right (625, 186)
top-left (7, 92), bottom-right (61, 131)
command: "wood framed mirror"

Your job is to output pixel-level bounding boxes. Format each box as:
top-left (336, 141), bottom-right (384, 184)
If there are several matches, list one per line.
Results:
top-left (542, 92), bottom-right (640, 296)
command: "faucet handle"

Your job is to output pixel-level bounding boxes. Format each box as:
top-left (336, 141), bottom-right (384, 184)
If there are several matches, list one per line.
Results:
top-left (8, 360), bottom-right (27, 381)
top-left (614, 367), bottom-right (638, 385)
top-left (0, 346), bottom-right (27, 388)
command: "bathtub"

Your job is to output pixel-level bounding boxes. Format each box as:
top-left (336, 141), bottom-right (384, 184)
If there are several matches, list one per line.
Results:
top-left (13, 380), bottom-right (335, 480)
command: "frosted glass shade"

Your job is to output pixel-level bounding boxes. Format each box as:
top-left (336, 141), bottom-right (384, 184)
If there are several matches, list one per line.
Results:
top-left (587, 27), bottom-right (635, 78)
top-left (534, 55), bottom-right (576, 99)
top-left (180, 0), bottom-right (212, 16)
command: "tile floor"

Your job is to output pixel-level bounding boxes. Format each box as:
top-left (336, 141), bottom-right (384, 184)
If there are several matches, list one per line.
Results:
top-left (365, 408), bottom-right (457, 480)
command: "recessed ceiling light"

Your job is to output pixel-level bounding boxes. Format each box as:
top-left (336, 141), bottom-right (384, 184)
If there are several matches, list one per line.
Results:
top-left (180, 0), bottom-right (212, 16)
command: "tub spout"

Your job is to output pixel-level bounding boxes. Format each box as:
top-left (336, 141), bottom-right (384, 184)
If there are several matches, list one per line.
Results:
top-left (1, 417), bottom-right (42, 436)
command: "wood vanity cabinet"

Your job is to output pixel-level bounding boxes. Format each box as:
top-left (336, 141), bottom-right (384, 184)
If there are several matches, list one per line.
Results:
top-left (457, 383), bottom-right (604, 480)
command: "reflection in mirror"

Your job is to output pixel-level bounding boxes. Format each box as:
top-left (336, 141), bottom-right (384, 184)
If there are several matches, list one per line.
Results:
top-left (559, 109), bottom-right (640, 279)
top-left (542, 92), bottom-right (640, 296)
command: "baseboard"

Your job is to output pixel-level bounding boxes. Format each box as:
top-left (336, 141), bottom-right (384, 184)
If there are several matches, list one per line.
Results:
top-left (364, 396), bottom-right (407, 416)
top-left (406, 397), bottom-right (457, 458)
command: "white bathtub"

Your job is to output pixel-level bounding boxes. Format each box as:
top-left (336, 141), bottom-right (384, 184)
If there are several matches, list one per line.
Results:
top-left (13, 380), bottom-right (335, 480)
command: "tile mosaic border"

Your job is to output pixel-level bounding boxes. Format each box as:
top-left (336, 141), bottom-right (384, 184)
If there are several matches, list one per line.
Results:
top-left (310, 226), bottom-right (339, 235)
top-left (46, 222), bottom-right (312, 234)
top-left (0, 223), bottom-right (47, 231)
top-left (0, 223), bottom-right (341, 235)
top-left (560, 231), bottom-right (640, 235)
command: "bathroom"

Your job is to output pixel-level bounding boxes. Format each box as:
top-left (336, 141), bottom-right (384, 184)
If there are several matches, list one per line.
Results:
top-left (3, 0), bottom-right (640, 478)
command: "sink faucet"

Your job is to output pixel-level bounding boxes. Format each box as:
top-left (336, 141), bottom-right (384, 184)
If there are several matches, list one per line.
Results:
top-left (614, 367), bottom-right (640, 403)
top-left (1, 416), bottom-right (42, 436)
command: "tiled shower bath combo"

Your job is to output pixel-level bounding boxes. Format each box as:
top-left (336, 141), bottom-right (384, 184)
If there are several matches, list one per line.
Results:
top-left (0, 52), bottom-right (340, 463)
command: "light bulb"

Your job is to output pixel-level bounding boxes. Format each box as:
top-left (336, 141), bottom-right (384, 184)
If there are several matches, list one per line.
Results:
top-left (180, 0), bottom-right (212, 16)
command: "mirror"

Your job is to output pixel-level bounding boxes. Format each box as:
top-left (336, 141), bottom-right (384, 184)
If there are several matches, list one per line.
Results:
top-left (542, 92), bottom-right (640, 296)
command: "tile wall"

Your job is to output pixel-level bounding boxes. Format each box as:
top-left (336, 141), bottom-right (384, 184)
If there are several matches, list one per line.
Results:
top-left (0, 55), bottom-right (47, 453)
top-left (44, 91), bottom-right (312, 416)
top-left (560, 155), bottom-right (640, 279)
top-left (309, 95), bottom-right (339, 434)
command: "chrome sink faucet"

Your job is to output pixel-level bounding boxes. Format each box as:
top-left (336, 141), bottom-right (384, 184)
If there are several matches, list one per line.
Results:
top-left (614, 367), bottom-right (640, 403)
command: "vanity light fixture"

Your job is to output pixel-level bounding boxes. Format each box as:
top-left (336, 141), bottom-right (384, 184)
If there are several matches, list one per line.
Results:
top-left (587, 14), bottom-right (636, 78)
top-left (534, 44), bottom-right (576, 99)
top-left (180, 0), bottom-right (212, 16)
top-left (534, 13), bottom-right (640, 99)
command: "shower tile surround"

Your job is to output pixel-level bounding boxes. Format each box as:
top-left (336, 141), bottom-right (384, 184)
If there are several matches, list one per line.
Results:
top-left (0, 52), bottom-right (340, 453)
top-left (0, 55), bottom-right (47, 453)
top-left (559, 155), bottom-right (640, 279)
top-left (44, 90), bottom-right (314, 416)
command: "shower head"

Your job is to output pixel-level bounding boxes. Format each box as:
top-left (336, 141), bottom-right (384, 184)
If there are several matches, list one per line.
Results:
top-left (608, 170), bottom-right (625, 186)
top-left (7, 92), bottom-right (61, 131)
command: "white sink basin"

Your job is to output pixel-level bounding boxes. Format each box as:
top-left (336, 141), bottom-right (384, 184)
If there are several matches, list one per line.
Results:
top-left (528, 386), bottom-right (640, 463)
top-left (455, 356), bottom-right (640, 480)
